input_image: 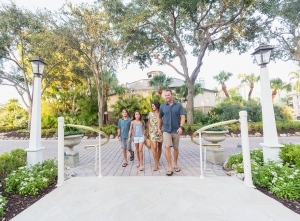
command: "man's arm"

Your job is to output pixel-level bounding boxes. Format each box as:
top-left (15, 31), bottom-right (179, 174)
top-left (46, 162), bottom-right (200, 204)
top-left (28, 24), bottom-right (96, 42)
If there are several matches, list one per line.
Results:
top-left (180, 114), bottom-right (185, 128)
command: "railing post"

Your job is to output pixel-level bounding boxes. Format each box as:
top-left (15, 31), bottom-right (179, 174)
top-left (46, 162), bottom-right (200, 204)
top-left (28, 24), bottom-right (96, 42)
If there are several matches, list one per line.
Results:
top-left (239, 111), bottom-right (254, 188)
top-left (98, 132), bottom-right (102, 179)
top-left (57, 117), bottom-right (65, 187)
top-left (199, 133), bottom-right (205, 179)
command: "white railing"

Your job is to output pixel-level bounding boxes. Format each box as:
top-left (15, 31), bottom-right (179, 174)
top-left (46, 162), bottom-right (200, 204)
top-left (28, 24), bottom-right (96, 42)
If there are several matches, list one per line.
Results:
top-left (57, 117), bottom-right (109, 187)
top-left (191, 111), bottom-right (254, 188)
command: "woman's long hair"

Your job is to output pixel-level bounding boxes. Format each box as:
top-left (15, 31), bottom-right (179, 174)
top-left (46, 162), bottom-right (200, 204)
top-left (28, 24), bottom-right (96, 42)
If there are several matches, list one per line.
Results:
top-left (152, 101), bottom-right (160, 111)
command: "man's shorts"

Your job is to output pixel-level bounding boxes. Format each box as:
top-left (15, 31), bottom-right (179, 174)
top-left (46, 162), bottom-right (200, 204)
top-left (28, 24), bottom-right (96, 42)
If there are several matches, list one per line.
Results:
top-left (163, 132), bottom-right (180, 149)
top-left (133, 135), bottom-right (144, 144)
top-left (120, 138), bottom-right (132, 149)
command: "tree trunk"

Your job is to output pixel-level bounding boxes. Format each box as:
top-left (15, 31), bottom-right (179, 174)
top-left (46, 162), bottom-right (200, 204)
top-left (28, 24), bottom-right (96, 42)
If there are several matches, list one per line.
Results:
top-left (272, 90), bottom-right (277, 102)
top-left (72, 94), bottom-right (76, 114)
top-left (27, 105), bottom-right (32, 130)
top-left (94, 71), bottom-right (104, 128)
top-left (158, 88), bottom-right (162, 97)
top-left (186, 80), bottom-right (194, 125)
top-left (222, 83), bottom-right (230, 97)
top-left (248, 84), bottom-right (254, 100)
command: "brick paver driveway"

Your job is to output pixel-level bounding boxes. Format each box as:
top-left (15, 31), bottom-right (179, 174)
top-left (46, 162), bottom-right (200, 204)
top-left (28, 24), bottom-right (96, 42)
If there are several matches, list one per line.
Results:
top-left (1, 137), bottom-right (300, 177)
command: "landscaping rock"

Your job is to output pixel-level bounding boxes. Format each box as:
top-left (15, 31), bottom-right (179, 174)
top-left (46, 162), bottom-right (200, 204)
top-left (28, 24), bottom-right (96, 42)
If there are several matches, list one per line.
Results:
top-left (255, 132), bottom-right (261, 137)
top-left (110, 134), bottom-right (114, 139)
top-left (186, 135), bottom-right (191, 138)
top-left (249, 134), bottom-right (255, 137)
top-left (280, 134), bottom-right (287, 137)
top-left (223, 160), bottom-right (232, 171)
top-left (226, 170), bottom-right (236, 176)
top-left (82, 136), bottom-right (88, 140)
top-left (231, 133), bottom-right (237, 137)
top-left (64, 165), bottom-right (75, 180)
top-left (295, 132), bottom-right (300, 136)
top-left (236, 173), bottom-right (245, 180)
top-left (225, 134), bottom-right (231, 137)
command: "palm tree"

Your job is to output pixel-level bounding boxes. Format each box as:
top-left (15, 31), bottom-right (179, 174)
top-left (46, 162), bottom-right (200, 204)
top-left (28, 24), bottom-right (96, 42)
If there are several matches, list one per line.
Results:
top-left (175, 83), bottom-right (203, 103)
top-left (270, 78), bottom-right (292, 102)
top-left (238, 73), bottom-right (260, 99)
top-left (289, 70), bottom-right (300, 92)
top-left (213, 71), bottom-right (233, 97)
top-left (148, 73), bottom-right (173, 97)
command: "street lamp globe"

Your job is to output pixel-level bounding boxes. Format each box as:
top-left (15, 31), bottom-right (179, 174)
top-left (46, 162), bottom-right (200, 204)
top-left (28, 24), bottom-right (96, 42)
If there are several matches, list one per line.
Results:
top-left (251, 44), bottom-right (274, 66)
top-left (29, 56), bottom-right (47, 75)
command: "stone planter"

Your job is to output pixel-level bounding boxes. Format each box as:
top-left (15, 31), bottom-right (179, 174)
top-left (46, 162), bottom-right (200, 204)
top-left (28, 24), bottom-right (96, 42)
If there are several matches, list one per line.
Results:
top-left (202, 130), bottom-right (229, 144)
top-left (202, 130), bottom-right (228, 165)
top-left (64, 134), bottom-right (83, 167)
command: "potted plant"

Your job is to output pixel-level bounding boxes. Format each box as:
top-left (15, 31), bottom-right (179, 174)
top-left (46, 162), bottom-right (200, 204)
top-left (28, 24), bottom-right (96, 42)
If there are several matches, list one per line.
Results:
top-left (201, 125), bottom-right (229, 144)
top-left (56, 126), bottom-right (85, 167)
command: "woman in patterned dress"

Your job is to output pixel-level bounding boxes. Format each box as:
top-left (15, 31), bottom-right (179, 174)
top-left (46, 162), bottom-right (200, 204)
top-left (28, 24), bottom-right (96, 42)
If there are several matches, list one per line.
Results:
top-left (148, 101), bottom-right (163, 171)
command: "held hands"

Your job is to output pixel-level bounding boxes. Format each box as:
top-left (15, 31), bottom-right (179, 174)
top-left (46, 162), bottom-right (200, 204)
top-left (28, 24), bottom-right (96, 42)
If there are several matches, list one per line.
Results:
top-left (118, 136), bottom-right (121, 141)
top-left (158, 129), bottom-right (162, 136)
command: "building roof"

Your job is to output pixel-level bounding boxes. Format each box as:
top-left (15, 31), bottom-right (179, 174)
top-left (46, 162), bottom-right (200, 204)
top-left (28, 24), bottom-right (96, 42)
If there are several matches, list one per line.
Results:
top-left (127, 78), bottom-right (216, 92)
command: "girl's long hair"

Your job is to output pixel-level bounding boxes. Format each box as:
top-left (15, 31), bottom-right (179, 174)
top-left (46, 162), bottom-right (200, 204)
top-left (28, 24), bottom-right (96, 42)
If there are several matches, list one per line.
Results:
top-left (132, 110), bottom-right (145, 126)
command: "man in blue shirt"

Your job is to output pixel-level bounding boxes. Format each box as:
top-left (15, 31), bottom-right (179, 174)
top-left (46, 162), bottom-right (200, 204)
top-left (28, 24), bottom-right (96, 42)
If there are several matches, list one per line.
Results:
top-left (158, 90), bottom-right (185, 176)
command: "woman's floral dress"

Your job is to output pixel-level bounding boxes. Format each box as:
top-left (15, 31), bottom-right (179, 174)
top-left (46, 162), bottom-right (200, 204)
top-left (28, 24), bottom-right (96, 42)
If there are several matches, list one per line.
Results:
top-left (148, 112), bottom-right (163, 142)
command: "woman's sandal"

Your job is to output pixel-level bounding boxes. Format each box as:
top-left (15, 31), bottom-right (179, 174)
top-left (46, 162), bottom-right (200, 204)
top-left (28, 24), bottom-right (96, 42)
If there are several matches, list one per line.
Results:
top-left (166, 171), bottom-right (173, 176)
top-left (153, 165), bottom-right (158, 171)
top-left (122, 163), bottom-right (128, 167)
top-left (139, 166), bottom-right (144, 171)
top-left (174, 167), bottom-right (181, 172)
top-left (136, 164), bottom-right (140, 168)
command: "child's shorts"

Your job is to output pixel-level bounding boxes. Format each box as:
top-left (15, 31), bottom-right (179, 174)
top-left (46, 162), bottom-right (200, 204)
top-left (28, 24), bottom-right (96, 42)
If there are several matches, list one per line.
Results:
top-left (133, 135), bottom-right (144, 144)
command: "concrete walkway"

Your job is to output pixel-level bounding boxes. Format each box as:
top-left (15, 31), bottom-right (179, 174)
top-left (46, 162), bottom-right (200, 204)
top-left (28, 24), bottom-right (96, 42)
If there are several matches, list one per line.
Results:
top-left (12, 176), bottom-right (299, 221)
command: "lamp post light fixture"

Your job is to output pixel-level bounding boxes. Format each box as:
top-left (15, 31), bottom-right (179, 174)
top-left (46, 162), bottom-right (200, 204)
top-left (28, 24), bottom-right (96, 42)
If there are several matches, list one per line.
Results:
top-left (26, 56), bottom-right (47, 166)
top-left (251, 44), bottom-right (282, 162)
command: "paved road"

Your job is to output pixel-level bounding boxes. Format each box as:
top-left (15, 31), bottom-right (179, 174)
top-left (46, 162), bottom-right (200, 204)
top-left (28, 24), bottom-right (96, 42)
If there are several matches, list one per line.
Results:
top-left (1, 137), bottom-right (299, 177)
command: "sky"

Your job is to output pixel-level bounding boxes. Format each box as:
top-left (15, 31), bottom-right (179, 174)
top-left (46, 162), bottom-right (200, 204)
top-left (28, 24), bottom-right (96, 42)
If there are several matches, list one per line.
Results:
top-left (0, 0), bottom-right (299, 106)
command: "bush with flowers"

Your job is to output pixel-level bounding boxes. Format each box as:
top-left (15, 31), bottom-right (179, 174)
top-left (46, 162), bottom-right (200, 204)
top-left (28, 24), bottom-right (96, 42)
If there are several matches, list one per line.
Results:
top-left (4, 159), bottom-right (57, 196)
top-left (0, 184), bottom-right (8, 217)
top-left (228, 143), bottom-right (300, 200)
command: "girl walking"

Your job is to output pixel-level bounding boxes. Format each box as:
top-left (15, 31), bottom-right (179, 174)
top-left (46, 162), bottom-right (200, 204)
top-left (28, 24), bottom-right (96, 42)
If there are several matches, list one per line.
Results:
top-left (117, 109), bottom-right (134, 167)
top-left (148, 101), bottom-right (163, 171)
top-left (129, 110), bottom-right (145, 171)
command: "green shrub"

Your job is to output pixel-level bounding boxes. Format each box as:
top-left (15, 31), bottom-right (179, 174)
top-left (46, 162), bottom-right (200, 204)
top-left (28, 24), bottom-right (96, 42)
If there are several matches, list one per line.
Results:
top-left (183, 125), bottom-right (190, 132)
top-left (229, 123), bottom-right (239, 132)
top-left (252, 161), bottom-right (300, 200)
top-left (190, 124), bottom-right (200, 132)
top-left (41, 115), bottom-right (57, 129)
top-left (0, 190), bottom-right (8, 217)
top-left (227, 153), bottom-right (243, 167)
top-left (279, 143), bottom-right (300, 168)
top-left (5, 159), bottom-right (57, 196)
top-left (0, 149), bottom-right (26, 181)
top-left (100, 124), bottom-right (118, 135)
top-left (193, 110), bottom-right (209, 124)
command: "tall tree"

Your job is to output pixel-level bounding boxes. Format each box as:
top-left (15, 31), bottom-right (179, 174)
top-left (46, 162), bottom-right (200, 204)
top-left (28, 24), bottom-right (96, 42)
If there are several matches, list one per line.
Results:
top-left (238, 73), bottom-right (260, 99)
top-left (51, 3), bottom-right (120, 127)
top-left (262, 0), bottom-right (300, 65)
top-left (0, 3), bottom-right (65, 128)
top-left (102, 0), bottom-right (267, 124)
top-left (289, 71), bottom-right (300, 92)
top-left (213, 71), bottom-right (233, 97)
top-left (270, 78), bottom-right (292, 102)
top-left (148, 73), bottom-right (173, 97)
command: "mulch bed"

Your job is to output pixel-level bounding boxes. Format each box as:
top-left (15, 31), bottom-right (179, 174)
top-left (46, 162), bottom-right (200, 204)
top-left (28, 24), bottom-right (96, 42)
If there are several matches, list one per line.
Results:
top-left (0, 182), bottom-right (57, 221)
top-left (255, 185), bottom-right (300, 215)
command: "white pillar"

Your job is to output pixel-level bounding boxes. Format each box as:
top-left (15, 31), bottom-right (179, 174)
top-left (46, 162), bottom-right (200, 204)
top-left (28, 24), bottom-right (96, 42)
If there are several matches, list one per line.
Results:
top-left (239, 111), bottom-right (254, 188)
top-left (57, 117), bottom-right (65, 187)
top-left (26, 74), bottom-right (44, 166)
top-left (259, 66), bottom-right (283, 162)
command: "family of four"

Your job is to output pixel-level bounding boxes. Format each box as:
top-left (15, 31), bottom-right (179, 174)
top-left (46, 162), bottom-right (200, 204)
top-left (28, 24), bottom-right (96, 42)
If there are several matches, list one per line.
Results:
top-left (117, 90), bottom-right (185, 176)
